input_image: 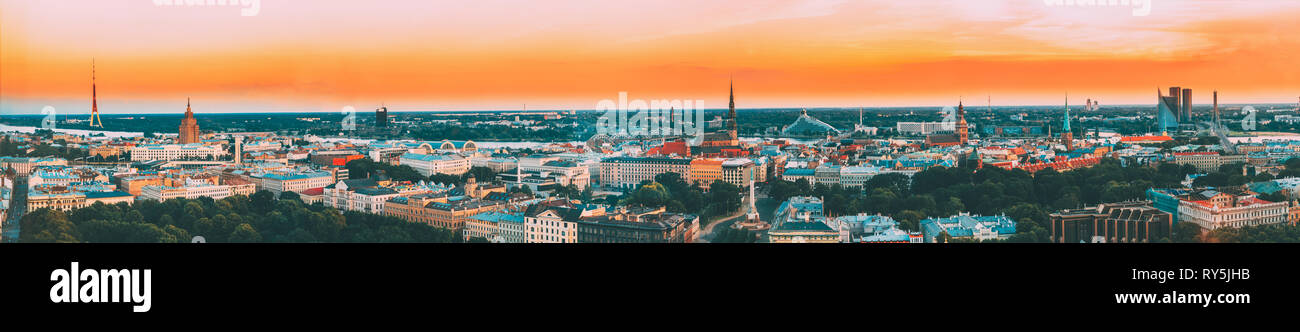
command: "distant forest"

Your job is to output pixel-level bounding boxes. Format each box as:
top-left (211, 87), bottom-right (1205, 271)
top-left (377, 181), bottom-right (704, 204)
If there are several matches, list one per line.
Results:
top-left (3, 103), bottom-right (1296, 141)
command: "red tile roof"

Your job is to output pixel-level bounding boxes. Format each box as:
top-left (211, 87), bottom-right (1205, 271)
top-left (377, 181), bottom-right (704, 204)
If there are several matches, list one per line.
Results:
top-left (1120, 135), bottom-right (1173, 142)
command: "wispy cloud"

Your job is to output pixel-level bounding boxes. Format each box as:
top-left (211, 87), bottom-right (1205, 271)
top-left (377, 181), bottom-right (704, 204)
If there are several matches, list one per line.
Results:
top-left (2, 0), bottom-right (1297, 113)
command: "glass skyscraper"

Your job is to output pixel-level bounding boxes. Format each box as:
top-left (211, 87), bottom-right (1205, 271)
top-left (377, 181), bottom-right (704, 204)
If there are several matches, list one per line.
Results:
top-left (1156, 89), bottom-right (1181, 132)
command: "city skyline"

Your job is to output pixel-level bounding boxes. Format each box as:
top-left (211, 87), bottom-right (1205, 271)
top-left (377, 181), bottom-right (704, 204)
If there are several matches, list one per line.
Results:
top-left (4, 1), bottom-right (1299, 318)
top-left (2, 0), bottom-right (1299, 114)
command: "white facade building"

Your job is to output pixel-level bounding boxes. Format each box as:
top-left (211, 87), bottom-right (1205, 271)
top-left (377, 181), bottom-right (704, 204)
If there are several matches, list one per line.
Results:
top-left (525, 208), bottom-right (579, 243)
top-left (130, 144), bottom-right (227, 161)
top-left (519, 156), bottom-right (591, 189)
top-left (323, 179), bottom-right (449, 215)
top-left (257, 170), bottom-right (335, 196)
top-left (599, 157), bottom-right (692, 190)
top-left (140, 184), bottom-right (249, 202)
top-left (1179, 193), bottom-right (1288, 231)
top-left (896, 122), bottom-right (952, 136)
top-left (721, 159), bottom-right (755, 188)
top-left (400, 153), bottom-right (471, 176)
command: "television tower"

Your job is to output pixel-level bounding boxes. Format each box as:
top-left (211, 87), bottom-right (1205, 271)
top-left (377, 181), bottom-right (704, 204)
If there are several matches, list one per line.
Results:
top-left (89, 59), bottom-right (104, 128)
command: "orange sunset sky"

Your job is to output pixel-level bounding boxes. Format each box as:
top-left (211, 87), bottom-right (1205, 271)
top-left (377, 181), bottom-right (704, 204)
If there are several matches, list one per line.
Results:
top-left (1, 0), bottom-right (1299, 114)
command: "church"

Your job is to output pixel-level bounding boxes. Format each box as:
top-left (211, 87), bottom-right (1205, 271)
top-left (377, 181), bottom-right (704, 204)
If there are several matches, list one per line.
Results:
top-left (925, 101), bottom-right (969, 148)
top-left (693, 80), bottom-right (745, 157)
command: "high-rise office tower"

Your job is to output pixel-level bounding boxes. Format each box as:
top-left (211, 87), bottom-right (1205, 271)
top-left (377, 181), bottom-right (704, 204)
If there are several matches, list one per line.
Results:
top-left (234, 135), bottom-right (243, 165)
top-left (376, 104), bottom-right (389, 128)
top-left (1181, 89), bottom-right (1193, 122)
top-left (1167, 87), bottom-right (1181, 122)
top-left (1213, 90), bottom-right (1221, 130)
top-left (1156, 88), bottom-right (1180, 132)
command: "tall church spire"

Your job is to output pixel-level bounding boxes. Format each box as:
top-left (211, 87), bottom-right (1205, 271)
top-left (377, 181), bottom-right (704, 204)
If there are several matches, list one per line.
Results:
top-left (727, 76), bottom-right (737, 137)
top-left (1063, 93), bottom-right (1071, 132)
top-left (729, 77), bottom-right (734, 111)
top-left (1062, 92), bottom-right (1074, 151)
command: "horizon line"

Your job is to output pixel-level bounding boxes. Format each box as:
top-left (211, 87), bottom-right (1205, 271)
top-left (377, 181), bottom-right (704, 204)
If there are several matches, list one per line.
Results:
top-left (4, 103), bottom-right (1299, 116)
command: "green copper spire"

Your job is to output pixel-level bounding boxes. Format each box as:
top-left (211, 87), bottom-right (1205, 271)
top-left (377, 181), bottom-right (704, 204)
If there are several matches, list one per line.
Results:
top-left (1063, 93), bottom-right (1071, 132)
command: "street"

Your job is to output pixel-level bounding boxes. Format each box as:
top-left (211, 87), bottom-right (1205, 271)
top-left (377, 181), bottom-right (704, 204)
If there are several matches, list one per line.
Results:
top-left (1, 178), bottom-right (28, 243)
top-left (694, 191), bottom-right (776, 243)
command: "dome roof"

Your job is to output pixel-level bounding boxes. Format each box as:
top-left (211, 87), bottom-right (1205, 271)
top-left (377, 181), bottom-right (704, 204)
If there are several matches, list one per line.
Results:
top-left (781, 109), bottom-right (840, 136)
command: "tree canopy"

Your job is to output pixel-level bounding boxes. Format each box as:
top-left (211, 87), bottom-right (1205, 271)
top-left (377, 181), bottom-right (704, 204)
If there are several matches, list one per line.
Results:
top-left (757, 158), bottom-right (1192, 242)
top-left (20, 191), bottom-right (460, 243)
top-left (618, 172), bottom-right (741, 226)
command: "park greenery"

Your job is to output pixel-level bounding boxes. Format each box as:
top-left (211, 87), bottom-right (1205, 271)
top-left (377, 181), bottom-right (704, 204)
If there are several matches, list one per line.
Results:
top-left (345, 156), bottom-right (589, 199)
top-left (1205, 224), bottom-right (1300, 243)
top-left (0, 135), bottom-right (90, 161)
top-left (759, 158), bottom-right (1211, 242)
top-left (15, 147), bottom-right (1300, 243)
top-left (1191, 158), bottom-right (1300, 190)
top-left (20, 191), bottom-right (460, 243)
top-left (614, 172), bottom-right (743, 226)
top-left (345, 158), bottom-right (498, 186)
top-left (712, 227), bottom-right (759, 243)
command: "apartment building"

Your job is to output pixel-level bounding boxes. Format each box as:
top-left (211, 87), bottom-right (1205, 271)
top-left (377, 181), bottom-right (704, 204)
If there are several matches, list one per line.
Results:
top-left (0, 157), bottom-right (67, 177)
top-left (400, 153), bottom-right (471, 177)
top-left (1171, 152), bottom-right (1248, 172)
top-left (518, 156), bottom-right (591, 189)
top-left (323, 178), bottom-right (451, 214)
top-left (599, 157), bottom-right (692, 190)
top-left (130, 144), bottom-right (226, 161)
top-left (257, 170), bottom-right (335, 196)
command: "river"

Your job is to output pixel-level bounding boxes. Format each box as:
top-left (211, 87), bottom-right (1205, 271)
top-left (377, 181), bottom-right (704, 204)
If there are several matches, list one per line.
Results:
top-left (0, 124), bottom-right (144, 138)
